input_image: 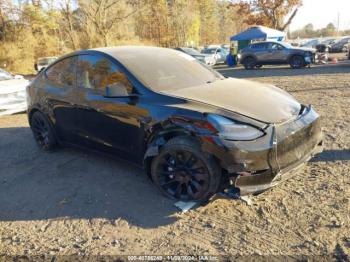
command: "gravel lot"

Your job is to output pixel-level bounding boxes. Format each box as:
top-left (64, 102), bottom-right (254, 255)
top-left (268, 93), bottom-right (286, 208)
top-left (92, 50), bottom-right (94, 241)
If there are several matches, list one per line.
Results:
top-left (0, 61), bottom-right (349, 260)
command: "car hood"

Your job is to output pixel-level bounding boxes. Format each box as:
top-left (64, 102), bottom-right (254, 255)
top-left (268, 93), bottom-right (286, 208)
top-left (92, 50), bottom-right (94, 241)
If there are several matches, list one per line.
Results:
top-left (330, 42), bottom-right (343, 47)
top-left (0, 79), bottom-right (29, 95)
top-left (161, 78), bottom-right (301, 124)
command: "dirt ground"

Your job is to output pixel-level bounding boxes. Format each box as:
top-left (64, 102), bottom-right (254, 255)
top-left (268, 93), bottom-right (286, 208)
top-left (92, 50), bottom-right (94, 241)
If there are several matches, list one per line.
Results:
top-left (0, 61), bottom-right (349, 260)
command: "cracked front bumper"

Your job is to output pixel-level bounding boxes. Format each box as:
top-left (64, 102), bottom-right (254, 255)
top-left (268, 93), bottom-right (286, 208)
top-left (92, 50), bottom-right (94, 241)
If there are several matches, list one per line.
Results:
top-left (202, 106), bottom-right (323, 196)
top-left (235, 106), bottom-right (323, 195)
top-left (234, 140), bottom-right (323, 195)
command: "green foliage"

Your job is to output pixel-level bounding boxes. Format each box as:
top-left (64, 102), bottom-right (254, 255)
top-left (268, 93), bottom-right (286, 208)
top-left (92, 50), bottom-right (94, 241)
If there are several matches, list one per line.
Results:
top-left (290, 22), bottom-right (344, 38)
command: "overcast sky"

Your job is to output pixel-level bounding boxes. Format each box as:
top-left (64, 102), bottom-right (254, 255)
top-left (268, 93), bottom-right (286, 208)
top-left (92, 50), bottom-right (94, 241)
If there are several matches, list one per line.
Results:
top-left (289, 0), bottom-right (350, 30)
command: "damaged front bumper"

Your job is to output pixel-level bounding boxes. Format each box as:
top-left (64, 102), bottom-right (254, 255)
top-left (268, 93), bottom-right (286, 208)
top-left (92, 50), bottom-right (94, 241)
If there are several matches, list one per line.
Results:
top-left (234, 139), bottom-right (323, 195)
top-left (202, 106), bottom-right (323, 196)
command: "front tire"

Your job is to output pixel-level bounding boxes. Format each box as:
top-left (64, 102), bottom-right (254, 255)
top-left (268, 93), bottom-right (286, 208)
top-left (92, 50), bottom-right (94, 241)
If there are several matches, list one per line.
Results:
top-left (151, 137), bottom-right (221, 202)
top-left (243, 57), bottom-right (257, 70)
top-left (289, 55), bottom-right (305, 69)
top-left (30, 111), bottom-right (57, 151)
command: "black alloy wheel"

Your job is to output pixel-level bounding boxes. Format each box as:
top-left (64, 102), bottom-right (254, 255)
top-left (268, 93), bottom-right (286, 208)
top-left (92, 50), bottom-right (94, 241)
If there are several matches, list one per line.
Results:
top-left (243, 57), bottom-right (257, 70)
top-left (151, 137), bottom-right (221, 201)
top-left (290, 55), bottom-right (305, 69)
top-left (30, 111), bottom-right (57, 151)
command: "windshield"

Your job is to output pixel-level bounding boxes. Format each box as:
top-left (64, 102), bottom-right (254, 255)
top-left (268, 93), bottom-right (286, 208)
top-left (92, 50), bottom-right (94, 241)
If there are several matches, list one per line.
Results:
top-left (114, 47), bottom-right (223, 92)
top-left (322, 38), bottom-right (335, 44)
top-left (181, 48), bottom-right (202, 56)
top-left (339, 37), bottom-right (350, 43)
top-left (0, 68), bottom-right (13, 81)
top-left (302, 40), bottom-right (318, 47)
top-left (279, 42), bottom-right (293, 48)
top-left (201, 48), bottom-right (216, 54)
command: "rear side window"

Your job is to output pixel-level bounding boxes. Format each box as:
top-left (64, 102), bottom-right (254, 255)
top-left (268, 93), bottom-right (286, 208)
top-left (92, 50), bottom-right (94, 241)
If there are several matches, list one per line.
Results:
top-left (251, 43), bottom-right (268, 49)
top-left (76, 54), bottom-right (133, 93)
top-left (45, 57), bottom-right (76, 86)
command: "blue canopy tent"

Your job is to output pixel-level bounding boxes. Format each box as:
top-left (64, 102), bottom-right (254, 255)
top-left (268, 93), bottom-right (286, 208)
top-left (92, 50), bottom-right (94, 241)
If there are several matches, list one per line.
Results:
top-left (230, 26), bottom-right (286, 42)
top-left (227, 26), bottom-right (286, 67)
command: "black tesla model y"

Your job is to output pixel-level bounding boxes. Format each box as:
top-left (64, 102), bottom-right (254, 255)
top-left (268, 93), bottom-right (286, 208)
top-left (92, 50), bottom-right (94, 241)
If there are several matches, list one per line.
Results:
top-left (27, 46), bottom-right (323, 201)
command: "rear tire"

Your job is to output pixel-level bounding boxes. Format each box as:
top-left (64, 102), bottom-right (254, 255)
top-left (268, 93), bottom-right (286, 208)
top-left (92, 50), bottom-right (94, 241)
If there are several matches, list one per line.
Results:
top-left (151, 137), bottom-right (221, 202)
top-left (289, 55), bottom-right (305, 69)
top-left (243, 57), bottom-right (257, 70)
top-left (30, 111), bottom-right (57, 151)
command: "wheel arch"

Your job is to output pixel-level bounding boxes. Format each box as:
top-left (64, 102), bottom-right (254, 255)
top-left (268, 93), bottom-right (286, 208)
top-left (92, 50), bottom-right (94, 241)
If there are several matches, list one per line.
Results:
top-left (143, 124), bottom-right (196, 179)
top-left (28, 107), bottom-right (41, 123)
top-left (28, 107), bottom-right (58, 140)
top-left (242, 55), bottom-right (257, 63)
top-left (143, 120), bottom-right (226, 182)
top-left (288, 53), bottom-right (304, 62)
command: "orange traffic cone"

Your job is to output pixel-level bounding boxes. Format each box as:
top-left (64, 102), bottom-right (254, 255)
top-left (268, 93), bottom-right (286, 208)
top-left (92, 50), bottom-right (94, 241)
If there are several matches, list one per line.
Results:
top-left (330, 57), bottom-right (338, 64)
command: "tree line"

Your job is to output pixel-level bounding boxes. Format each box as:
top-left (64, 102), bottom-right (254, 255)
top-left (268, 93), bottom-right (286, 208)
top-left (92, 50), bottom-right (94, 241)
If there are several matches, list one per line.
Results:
top-left (0, 0), bottom-right (302, 73)
top-left (289, 23), bottom-right (350, 39)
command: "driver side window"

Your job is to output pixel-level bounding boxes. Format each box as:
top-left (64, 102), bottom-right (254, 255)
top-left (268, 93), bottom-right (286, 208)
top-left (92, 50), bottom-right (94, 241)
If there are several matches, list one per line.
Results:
top-left (76, 55), bottom-right (133, 94)
top-left (270, 43), bottom-right (284, 50)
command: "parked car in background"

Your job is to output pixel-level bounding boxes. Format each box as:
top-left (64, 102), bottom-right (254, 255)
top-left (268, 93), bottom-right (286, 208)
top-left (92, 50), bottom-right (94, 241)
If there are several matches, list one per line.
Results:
top-left (27, 46), bottom-right (323, 201)
top-left (329, 37), bottom-right (350, 53)
top-left (320, 38), bottom-right (337, 46)
top-left (220, 44), bottom-right (230, 50)
top-left (301, 39), bottom-right (320, 48)
top-left (34, 56), bottom-right (58, 72)
top-left (174, 47), bottom-right (216, 66)
top-left (0, 68), bottom-right (29, 116)
top-left (238, 41), bottom-right (315, 69)
top-left (201, 47), bottom-right (229, 64)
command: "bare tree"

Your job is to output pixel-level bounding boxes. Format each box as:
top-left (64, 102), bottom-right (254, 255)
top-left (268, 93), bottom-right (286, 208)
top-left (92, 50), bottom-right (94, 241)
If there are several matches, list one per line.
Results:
top-left (59, 0), bottom-right (78, 49)
top-left (79, 0), bottom-right (142, 46)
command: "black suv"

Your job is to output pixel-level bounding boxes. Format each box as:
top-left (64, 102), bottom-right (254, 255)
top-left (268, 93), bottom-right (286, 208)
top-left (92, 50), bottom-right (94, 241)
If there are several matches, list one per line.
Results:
top-left (26, 46), bottom-right (323, 201)
top-left (238, 41), bottom-right (315, 69)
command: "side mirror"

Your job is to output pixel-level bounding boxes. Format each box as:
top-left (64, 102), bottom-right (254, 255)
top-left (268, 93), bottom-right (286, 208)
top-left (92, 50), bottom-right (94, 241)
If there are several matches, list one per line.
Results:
top-left (104, 84), bottom-right (130, 98)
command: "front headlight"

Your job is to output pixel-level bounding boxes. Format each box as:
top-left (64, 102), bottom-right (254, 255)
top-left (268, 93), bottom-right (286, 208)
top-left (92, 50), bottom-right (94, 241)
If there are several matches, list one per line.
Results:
top-left (207, 114), bottom-right (264, 141)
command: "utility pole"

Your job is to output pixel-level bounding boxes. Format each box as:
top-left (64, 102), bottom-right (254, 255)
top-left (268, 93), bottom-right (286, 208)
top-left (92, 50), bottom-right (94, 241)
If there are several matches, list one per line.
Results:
top-left (337, 12), bottom-right (340, 36)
